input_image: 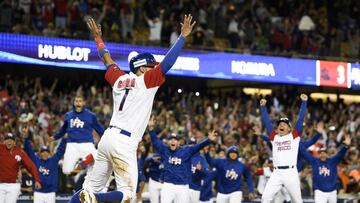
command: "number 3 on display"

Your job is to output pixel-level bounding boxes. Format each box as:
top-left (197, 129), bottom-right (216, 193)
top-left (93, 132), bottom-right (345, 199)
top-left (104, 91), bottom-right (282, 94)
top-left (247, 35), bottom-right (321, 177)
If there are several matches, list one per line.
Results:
top-left (337, 65), bottom-right (345, 85)
top-left (119, 89), bottom-right (130, 111)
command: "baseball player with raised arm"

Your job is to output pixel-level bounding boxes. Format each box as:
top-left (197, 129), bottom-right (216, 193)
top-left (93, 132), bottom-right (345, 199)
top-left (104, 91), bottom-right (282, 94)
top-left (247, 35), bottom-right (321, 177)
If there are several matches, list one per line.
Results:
top-left (0, 133), bottom-right (41, 203)
top-left (188, 137), bottom-right (209, 203)
top-left (23, 126), bottom-right (67, 203)
top-left (300, 124), bottom-right (351, 203)
top-left (205, 146), bottom-right (255, 203)
top-left (51, 95), bottom-right (104, 175)
top-left (148, 116), bottom-right (218, 203)
top-left (259, 94), bottom-right (308, 203)
top-left (143, 152), bottom-right (163, 203)
top-left (69, 14), bottom-right (196, 203)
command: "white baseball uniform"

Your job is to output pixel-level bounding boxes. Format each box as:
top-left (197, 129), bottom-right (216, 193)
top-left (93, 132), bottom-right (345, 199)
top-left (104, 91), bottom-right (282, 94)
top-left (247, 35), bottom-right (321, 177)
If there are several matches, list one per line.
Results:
top-left (258, 167), bottom-right (291, 203)
top-left (314, 189), bottom-right (337, 203)
top-left (0, 183), bottom-right (21, 203)
top-left (261, 130), bottom-right (302, 203)
top-left (148, 178), bottom-right (162, 203)
top-left (83, 64), bottom-right (165, 201)
top-left (216, 191), bottom-right (242, 203)
top-left (33, 191), bottom-right (56, 203)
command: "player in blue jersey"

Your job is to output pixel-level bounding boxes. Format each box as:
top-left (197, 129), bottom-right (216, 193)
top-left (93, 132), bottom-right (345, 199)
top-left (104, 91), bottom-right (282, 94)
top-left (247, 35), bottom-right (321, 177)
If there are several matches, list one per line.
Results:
top-left (22, 126), bottom-right (67, 203)
top-left (199, 169), bottom-right (217, 203)
top-left (135, 142), bottom-right (147, 203)
top-left (144, 152), bottom-right (163, 203)
top-left (50, 95), bottom-right (104, 175)
top-left (300, 124), bottom-right (351, 203)
top-left (205, 146), bottom-right (255, 203)
top-left (188, 137), bottom-right (209, 203)
top-left (148, 116), bottom-right (217, 203)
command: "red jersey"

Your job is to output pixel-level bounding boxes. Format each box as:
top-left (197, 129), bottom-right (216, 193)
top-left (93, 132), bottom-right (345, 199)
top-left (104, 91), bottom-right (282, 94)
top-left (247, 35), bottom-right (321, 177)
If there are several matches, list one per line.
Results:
top-left (0, 144), bottom-right (40, 183)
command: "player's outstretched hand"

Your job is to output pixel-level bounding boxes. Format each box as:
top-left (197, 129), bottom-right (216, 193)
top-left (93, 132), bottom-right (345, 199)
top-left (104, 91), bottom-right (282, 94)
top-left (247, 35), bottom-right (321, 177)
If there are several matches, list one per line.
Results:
top-left (21, 125), bottom-right (29, 138)
top-left (260, 99), bottom-right (267, 106)
top-left (344, 134), bottom-right (351, 146)
top-left (300, 94), bottom-right (308, 101)
top-left (180, 14), bottom-right (196, 38)
top-left (87, 17), bottom-right (102, 38)
top-left (208, 130), bottom-right (218, 142)
top-left (148, 115), bottom-right (156, 131)
top-left (35, 181), bottom-right (42, 190)
top-left (316, 121), bottom-right (325, 133)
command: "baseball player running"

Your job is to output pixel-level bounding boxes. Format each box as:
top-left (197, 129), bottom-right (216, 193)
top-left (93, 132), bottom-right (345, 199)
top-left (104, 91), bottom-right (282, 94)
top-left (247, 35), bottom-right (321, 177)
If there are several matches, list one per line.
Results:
top-left (300, 125), bottom-right (351, 203)
top-left (148, 116), bottom-right (218, 203)
top-left (188, 137), bottom-right (209, 203)
top-left (0, 133), bottom-right (41, 203)
top-left (205, 146), bottom-right (255, 203)
top-left (260, 94), bottom-right (308, 203)
top-left (51, 95), bottom-right (104, 175)
top-left (23, 126), bottom-right (67, 203)
top-left (70, 14), bottom-right (196, 203)
top-left (143, 153), bottom-right (163, 203)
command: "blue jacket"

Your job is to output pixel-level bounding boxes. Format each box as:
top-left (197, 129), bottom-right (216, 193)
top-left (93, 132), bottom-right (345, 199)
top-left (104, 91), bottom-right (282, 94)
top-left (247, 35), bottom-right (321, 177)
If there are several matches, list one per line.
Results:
top-left (144, 153), bottom-right (163, 182)
top-left (54, 107), bottom-right (104, 143)
top-left (24, 137), bottom-right (66, 193)
top-left (190, 153), bottom-right (208, 191)
top-left (301, 145), bottom-right (348, 192)
top-left (200, 169), bottom-right (217, 201)
top-left (205, 154), bottom-right (254, 194)
top-left (149, 130), bottom-right (211, 185)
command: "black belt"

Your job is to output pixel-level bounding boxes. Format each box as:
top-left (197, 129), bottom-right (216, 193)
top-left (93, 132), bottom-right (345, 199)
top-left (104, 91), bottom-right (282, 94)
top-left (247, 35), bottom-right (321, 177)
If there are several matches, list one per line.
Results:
top-left (274, 165), bottom-right (295, 169)
top-left (109, 126), bottom-right (131, 137)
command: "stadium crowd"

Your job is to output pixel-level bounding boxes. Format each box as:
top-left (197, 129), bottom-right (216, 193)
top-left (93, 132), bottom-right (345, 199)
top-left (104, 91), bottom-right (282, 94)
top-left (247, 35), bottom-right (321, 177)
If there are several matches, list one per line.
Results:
top-left (0, 0), bottom-right (359, 59)
top-left (0, 75), bottom-right (359, 201)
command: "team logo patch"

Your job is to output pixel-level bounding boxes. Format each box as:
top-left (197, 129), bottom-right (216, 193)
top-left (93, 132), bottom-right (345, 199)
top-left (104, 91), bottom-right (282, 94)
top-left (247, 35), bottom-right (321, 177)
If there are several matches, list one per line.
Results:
top-left (15, 155), bottom-right (22, 162)
top-left (319, 166), bottom-right (330, 176)
top-left (70, 117), bottom-right (85, 128)
top-left (225, 169), bottom-right (239, 180)
top-left (168, 156), bottom-right (182, 165)
top-left (39, 166), bottom-right (50, 176)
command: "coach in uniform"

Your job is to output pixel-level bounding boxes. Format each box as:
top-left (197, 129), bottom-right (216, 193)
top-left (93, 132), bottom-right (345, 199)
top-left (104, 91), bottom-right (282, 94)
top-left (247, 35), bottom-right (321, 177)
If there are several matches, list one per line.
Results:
top-left (148, 116), bottom-right (217, 203)
top-left (0, 133), bottom-right (41, 203)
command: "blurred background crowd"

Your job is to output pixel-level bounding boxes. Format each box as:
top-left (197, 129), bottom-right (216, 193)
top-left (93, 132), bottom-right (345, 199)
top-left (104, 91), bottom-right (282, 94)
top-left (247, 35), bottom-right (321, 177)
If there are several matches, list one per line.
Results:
top-left (0, 72), bottom-right (359, 200)
top-left (0, 0), bottom-right (359, 60)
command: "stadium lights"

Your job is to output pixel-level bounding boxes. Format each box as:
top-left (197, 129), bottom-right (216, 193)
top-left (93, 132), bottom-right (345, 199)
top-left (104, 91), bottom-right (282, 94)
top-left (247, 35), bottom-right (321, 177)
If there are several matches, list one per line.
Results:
top-left (243, 88), bottom-right (272, 95)
top-left (177, 89), bottom-right (182, 94)
top-left (195, 92), bottom-right (200, 97)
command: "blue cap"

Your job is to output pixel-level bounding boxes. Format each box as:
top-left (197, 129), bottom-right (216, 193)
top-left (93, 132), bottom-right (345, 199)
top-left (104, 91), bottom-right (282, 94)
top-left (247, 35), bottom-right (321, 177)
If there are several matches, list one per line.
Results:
top-left (129, 53), bottom-right (159, 73)
top-left (5, 133), bottom-right (16, 140)
top-left (167, 133), bottom-right (180, 140)
top-left (226, 146), bottom-right (239, 156)
top-left (187, 137), bottom-right (197, 144)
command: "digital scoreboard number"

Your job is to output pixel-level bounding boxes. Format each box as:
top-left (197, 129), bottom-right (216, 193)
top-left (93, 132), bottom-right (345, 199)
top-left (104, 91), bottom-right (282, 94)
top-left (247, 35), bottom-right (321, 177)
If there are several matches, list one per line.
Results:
top-left (317, 60), bottom-right (350, 88)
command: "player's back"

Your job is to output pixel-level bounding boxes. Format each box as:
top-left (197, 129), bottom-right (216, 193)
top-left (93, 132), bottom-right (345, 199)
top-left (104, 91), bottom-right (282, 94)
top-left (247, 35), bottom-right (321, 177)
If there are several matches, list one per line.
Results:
top-left (106, 64), bottom-right (165, 143)
top-left (271, 132), bottom-right (300, 167)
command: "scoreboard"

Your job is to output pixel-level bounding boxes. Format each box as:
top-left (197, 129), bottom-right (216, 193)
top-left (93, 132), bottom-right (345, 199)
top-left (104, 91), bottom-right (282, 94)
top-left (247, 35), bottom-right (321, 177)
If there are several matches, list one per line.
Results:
top-left (317, 61), bottom-right (351, 88)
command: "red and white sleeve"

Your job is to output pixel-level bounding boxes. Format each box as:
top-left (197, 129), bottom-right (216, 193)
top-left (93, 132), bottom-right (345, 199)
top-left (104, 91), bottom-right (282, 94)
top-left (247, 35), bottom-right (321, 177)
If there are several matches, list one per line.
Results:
top-left (105, 64), bottom-right (126, 87)
top-left (144, 65), bottom-right (166, 88)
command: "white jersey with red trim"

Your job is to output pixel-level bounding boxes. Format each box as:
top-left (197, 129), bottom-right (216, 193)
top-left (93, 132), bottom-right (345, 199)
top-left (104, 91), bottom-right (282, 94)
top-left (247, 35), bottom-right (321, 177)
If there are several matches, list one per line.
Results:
top-left (105, 64), bottom-right (165, 143)
top-left (270, 130), bottom-right (300, 167)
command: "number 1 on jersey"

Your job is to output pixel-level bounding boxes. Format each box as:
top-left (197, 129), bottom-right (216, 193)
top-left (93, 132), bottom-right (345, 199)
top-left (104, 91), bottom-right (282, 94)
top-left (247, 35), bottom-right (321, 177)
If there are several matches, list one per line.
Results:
top-left (119, 89), bottom-right (130, 111)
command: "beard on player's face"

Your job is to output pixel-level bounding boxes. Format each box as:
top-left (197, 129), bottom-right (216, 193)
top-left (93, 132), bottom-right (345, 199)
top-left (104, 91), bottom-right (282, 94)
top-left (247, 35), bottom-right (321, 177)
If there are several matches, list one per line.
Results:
top-left (319, 151), bottom-right (328, 161)
top-left (74, 98), bottom-right (84, 112)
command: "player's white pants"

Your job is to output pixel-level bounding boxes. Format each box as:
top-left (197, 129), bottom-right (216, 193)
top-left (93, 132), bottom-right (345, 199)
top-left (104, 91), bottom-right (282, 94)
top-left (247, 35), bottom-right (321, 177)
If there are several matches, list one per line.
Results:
top-left (314, 189), bottom-right (337, 203)
top-left (0, 183), bottom-right (20, 203)
top-left (34, 192), bottom-right (56, 203)
top-left (149, 178), bottom-right (162, 203)
top-left (63, 142), bottom-right (97, 174)
top-left (261, 168), bottom-right (302, 203)
top-left (274, 187), bottom-right (291, 203)
top-left (216, 191), bottom-right (242, 203)
top-left (161, 182), bottom-right (189, 203)
top-left (83, 128), bottom-right (138, 201)
top-left (189, 188), bottom-right (200, 203)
